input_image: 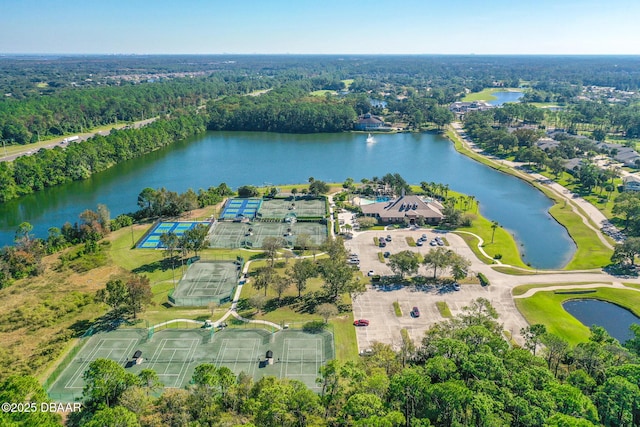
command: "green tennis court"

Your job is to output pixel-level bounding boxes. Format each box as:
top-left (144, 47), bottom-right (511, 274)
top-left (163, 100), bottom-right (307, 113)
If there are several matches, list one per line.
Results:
top-left (47, 328), bottom-right (334, 402)
top-left (258, 197), bottom-right (326, 220)
top-left (208, 221), bottom-right (327, 249)
top-left (170, 260), bottom-right (240, 306)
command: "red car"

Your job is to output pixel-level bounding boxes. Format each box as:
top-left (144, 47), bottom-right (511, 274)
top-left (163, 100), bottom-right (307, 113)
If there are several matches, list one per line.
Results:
top-left (353, 319), bottom-right (370, 326)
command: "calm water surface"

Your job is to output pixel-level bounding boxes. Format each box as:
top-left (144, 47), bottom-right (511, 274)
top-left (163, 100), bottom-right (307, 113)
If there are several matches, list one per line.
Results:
top-left (563, 299), bottom-right (640, 343)
top-left (488, 91), bottom-right (524, 106)
top-left (0, 131), bottom-right (575, 268)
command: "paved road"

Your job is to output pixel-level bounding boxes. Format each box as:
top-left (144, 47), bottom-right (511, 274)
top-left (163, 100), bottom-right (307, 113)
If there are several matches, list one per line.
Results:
top-left (0, 118), bottom-right (158, 163)
top-left (346, 227), bottom-right (639, 352)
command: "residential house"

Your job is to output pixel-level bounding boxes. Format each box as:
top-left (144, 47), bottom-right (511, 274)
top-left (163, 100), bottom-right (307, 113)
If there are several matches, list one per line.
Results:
top-left (354, 113), bottom-right (385, 131)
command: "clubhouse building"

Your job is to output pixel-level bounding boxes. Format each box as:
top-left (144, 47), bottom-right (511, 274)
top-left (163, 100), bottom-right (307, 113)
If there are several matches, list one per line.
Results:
top-left (361, 194), bottom-right (445, 225)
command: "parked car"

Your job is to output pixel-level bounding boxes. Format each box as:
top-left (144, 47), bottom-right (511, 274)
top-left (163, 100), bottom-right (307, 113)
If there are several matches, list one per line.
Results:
top-left (386, 235), bottom-right (392, 242)
top-left (453, 283), bottom-right (460, 291)
top-left (354, 319), bottom-right (370, 326)
top-left (430, 240), bottom-right (437, 246)
top-left (416, 240), bottom-right (423, 246)
top-left (422, 234), bottom-right (427, 239)
top-left (411, 306), bottom-right (420, 317)
top-left (379, 241), bottom-right (386, 247)
top-left (383, 251), bottom-right (391, 258)
top-left (367, 270), bottom-right (375, 276)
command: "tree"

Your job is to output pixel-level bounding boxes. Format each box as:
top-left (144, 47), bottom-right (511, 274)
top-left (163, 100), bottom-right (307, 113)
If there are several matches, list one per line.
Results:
top-left (14, 221), bottom-right (33, 246)
top-left (450, 253), bottom-right (471, 281)
top-left (490, 221), bottom-right (499, 244)
top-left (237, 185), bottom-right (259, 198)
top-left (252, 266), bottom-right (275, 296)
top-left (309, 180), bottom-right (330, 196)
top-left (159, 231), bottom-right (179, 261)
top-left (422, 247), bottom-right (453, 279)
top-left (290, 258), bottom-right (317, 297)
top-left (181, 223), bottom-right (209, 257)
top-left (126, 275), bottom-right (152, 319)
top-left (295, 233), bottom-right (312, 252)
top-left (388, 250), bottom-right (420, 278)
top-left (249, 293), bottom-right (267, 314)
top-left (318, 258), bottom-right (361, 301)
top-left (138, 369), bottom-right (163, 397)
top-left (316, 303), bottom-right (338, 323)
top-left (541, 333), bottom-right (569, 376)
top-left (594, 376), bottom-right (640, 426)
top-left (82, 406), bottom-right (140, 427)
top-left (273, 274), bottom-right (292, 301)
top-left (521, 324), bottom-right (547, 356)
top-left (612, 237), bottom-right (640, 266)
top-left (357, 216), bottom-right (378, 229)
top-left (82, 358), bottom-right (138, 409)
top-left (96, 279), bottom-right (129, 315)
top-left (262, 236), bottom-right (286, 267)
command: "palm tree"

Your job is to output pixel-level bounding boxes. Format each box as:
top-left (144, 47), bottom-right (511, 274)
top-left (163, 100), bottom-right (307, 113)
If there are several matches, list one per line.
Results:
top-left (491, 221), bottom-right (500, 244)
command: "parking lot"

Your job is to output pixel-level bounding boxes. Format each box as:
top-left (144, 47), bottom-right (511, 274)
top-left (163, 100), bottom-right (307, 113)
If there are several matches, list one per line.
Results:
top-left (345, 228), bottom-right (530, 352)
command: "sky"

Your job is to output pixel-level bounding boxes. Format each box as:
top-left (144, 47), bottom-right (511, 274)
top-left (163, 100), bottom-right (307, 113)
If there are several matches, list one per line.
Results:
top-left (1, 0), bottom-right (639, 55)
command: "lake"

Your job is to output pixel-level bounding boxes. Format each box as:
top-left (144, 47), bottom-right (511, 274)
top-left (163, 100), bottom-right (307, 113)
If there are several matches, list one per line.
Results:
top-left (563, 299), bottom-right (640, 343)
top-left (0, 131), bottom-right (575, 268)
top-left (488, 91), bottom-right (524, 106)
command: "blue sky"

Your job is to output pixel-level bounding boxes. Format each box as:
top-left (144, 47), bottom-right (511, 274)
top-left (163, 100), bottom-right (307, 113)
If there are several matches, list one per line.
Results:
top-left (1, 0), bottom-right (638, 54)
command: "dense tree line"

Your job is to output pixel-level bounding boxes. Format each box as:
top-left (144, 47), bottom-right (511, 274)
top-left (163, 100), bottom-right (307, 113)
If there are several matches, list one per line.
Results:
top-left (0, 114), bottom-right (206, 203)
top-left (0, 73), bottom-right (269, 144)
top-left (207, 85), bottom-right (357, 133)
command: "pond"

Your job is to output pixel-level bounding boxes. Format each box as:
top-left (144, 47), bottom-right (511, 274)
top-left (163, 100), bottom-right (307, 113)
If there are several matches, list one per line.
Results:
top-left (0, 131), bottom-right (575, 268)
top-left (563, 299), bottom-right (640, 343)
top-left (488, 91), bottom-right (524, 106)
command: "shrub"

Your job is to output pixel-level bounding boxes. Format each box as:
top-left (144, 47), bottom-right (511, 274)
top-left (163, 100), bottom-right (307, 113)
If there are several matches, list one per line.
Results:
top-left (477, 272), bottom-right (490, 286)
top-left (302, 320), bottom-right (327, 333)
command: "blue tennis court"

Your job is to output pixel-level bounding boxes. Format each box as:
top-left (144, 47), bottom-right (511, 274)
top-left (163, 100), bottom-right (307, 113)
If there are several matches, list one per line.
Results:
top-left (220, 198), bottom-right (262, 220)
top-left (138, 221), bottom-right (211, 249)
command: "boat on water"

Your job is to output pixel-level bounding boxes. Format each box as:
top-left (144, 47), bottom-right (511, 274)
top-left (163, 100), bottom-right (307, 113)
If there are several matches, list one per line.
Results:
top-left (366, 133), bottom-right (375, 143)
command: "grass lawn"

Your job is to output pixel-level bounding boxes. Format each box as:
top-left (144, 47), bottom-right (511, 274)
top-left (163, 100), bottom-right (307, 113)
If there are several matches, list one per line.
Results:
top-left (435, 301), bottom-right (452, 318)
top-left (462, 88), bottom-right (520, 102)
top-left (515, 287), bottom-right (640, 346)
top-left (240, 262), bottom-right (361, 360)
top-left (492, 266), bottom-right (540, 275)
top-left (457, 215), bottom-right (528, 268)
top-left (446, 126), bottom-right (612, 270)
top-left (512, 282), bottom-right (612, 296)
top-left (310, 90), bottom-right (337, 97)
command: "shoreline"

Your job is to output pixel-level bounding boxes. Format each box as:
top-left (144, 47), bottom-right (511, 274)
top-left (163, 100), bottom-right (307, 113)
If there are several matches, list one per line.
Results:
top-left (445, 122), bottom-right (612, 270)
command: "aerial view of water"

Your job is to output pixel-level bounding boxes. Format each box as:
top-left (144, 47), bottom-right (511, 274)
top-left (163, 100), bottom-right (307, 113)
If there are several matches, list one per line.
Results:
top-left (0, 131), bottom-right (575, 268)
top-left (563, 299), bottom-right (640, 343)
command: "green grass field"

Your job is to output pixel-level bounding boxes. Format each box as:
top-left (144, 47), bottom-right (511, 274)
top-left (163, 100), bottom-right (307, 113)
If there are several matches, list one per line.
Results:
top-left (515, 287), bottom-right (640, 345)
top-left (462, 88), bottom-right (520, 102)
top-left (446, 127), bottom-right (612, 270)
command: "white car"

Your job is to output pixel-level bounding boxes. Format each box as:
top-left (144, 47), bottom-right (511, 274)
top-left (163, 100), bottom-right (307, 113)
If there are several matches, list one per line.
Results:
top-left (367, 270), bottom-right (375, 276)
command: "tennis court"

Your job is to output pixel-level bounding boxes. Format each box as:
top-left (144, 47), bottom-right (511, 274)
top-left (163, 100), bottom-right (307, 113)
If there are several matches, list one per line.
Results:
top-left (170, 260), bottom-right (240, 306)
top-left (220, 198), bottom-right (262, 220)
top-left (258, 197), bottom-right (326, 220)
top-left (47, 328), bottom-right (334, 401)
top-left (137, 221), bottom-right (211, 249)
top-left (208, 221), bottom-right (327, 249)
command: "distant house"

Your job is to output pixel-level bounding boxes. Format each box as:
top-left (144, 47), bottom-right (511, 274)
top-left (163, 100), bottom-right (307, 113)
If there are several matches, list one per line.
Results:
top-left (596, 142), bottom-right (640, 168)
top-left (563, 158), bottom-right (584, 175)
top-left (361, 194), bottom-right (444, 225)
top-left (623, 175), bottom-right (640, 192)
top-left (449, 101), bottom-right (493, 118)
top-left (354, 113), bottom-right (385, 131)
top-left (536, 137), bottom-right (560, 152)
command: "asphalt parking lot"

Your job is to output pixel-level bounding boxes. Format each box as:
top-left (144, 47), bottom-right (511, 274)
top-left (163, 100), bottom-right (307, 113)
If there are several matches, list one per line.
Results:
top-left (345, 228), bottom-right (530, 352)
